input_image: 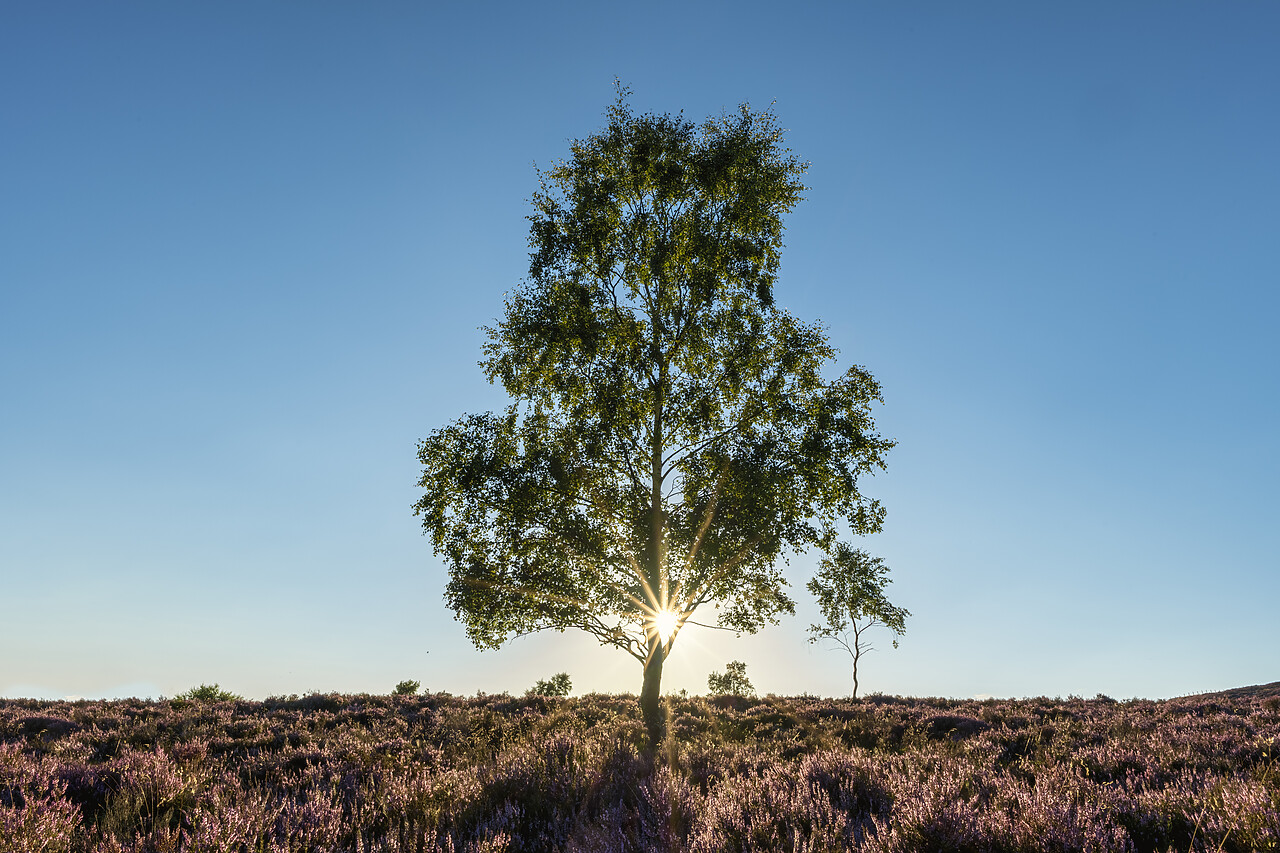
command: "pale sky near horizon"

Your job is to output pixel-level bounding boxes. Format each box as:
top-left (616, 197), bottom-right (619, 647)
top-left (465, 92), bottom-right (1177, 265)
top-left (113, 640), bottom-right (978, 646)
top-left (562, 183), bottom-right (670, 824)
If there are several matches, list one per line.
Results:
top-left (3, 2), bottom-right (1277, 703)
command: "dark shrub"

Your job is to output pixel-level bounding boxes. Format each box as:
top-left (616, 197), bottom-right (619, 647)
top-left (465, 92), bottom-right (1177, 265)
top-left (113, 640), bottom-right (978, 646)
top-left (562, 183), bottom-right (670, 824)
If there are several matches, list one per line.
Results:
top-left (173, 683), bottom-right (242, 702)
top-left (526, 673), bottom-right (572, 697)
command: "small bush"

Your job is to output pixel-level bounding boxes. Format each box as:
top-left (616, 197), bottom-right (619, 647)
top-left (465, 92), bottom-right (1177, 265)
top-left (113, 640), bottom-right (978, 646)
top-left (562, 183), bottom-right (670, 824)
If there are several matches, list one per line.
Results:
top-left (527, 673), bottom-right (572, 697)
top-left (173, 683), bottom-right (241, 702)
top-left (708, 661), bottom-right (754, 697)
top-left (393, 680), bottom-right (420, 696)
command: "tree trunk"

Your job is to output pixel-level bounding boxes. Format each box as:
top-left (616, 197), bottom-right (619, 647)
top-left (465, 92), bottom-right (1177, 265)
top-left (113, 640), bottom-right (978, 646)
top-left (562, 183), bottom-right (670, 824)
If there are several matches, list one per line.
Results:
top-left (640, 645), bottom-right (666, 746)
top-left (852, 644), bottom-right (861, 700)
top-left (641, 323), bottom-right (668, 748)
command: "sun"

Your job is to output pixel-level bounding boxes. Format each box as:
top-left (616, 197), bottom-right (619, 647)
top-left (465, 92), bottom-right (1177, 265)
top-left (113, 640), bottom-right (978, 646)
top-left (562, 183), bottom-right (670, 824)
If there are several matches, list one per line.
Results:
top-left (652, 609), bottom-right (680, 644)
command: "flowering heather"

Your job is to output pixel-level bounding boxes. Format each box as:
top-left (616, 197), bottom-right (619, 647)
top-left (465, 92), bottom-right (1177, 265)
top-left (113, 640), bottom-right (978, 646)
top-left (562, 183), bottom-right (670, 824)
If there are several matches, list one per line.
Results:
top-left (1, 691), bottom-right (1276, 852)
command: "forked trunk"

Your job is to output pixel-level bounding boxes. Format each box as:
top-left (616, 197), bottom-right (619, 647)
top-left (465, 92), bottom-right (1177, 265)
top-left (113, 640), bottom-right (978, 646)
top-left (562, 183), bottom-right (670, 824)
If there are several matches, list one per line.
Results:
top-left (640, 647), bottom-right (666, 746)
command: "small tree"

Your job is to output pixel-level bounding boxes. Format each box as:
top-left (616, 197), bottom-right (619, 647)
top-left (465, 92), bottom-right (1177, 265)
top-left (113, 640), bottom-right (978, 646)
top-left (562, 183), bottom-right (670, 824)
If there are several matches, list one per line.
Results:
top-left (807, 544), bottom-right (909, 699)
top-left (707, 660), bottom-right (755, 697)
top-left (527, 673), bottom-right (572, 697)
top-left (393, 680), bottom-right (420, 696)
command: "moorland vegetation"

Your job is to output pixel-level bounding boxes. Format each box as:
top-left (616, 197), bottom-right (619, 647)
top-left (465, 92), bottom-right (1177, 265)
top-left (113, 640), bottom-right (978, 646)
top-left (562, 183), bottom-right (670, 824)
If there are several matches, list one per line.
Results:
top-left (2, 689), bottom-right (1277, 852)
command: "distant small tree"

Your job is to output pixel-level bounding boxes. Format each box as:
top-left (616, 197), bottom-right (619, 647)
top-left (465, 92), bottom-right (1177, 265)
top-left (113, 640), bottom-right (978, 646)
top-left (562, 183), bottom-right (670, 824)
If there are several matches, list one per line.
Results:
top-left (527, 673), bottom-right (572, 697)
top-left (707, 661), bottom-right (755, 697)
top-left (807, 545), bottom-right (909, 699)
top-left (393, 680), bottom-right (420, 696)
top-left (174, 683), bottom-right (242, 702)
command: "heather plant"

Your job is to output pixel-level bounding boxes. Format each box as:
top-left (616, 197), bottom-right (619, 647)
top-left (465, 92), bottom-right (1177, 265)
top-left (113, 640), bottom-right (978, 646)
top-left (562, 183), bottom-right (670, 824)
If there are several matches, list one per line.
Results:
top-left (1, 690), bottom-right (1277, 851)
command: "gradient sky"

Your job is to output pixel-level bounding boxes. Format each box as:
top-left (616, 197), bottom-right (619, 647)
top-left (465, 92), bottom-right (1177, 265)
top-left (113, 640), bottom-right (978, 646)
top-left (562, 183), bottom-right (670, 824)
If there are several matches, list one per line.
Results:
top-left (3, 2), bottom-right (1277, 703)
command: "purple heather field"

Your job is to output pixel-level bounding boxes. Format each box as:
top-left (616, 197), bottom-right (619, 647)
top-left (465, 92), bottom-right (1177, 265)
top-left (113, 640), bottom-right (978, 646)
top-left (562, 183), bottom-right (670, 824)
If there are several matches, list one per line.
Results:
top-left (2, 689), bottom-right (1278, 853)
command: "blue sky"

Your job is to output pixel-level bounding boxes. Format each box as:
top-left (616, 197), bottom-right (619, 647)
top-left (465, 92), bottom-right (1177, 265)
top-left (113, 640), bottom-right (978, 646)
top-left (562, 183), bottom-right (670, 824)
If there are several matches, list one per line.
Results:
top-left (3, 2), bottom-right (1277, 702)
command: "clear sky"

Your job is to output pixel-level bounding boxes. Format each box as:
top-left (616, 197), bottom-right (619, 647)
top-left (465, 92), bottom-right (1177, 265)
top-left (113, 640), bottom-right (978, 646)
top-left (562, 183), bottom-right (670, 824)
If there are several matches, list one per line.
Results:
top-left (3, 2), bottom-right (1277, 703)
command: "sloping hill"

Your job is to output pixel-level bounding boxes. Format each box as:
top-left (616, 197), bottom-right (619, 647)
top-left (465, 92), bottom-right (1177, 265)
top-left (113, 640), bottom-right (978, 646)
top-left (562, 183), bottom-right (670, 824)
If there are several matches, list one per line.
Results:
top-left (1182, 680), bottom-right (1280, 701)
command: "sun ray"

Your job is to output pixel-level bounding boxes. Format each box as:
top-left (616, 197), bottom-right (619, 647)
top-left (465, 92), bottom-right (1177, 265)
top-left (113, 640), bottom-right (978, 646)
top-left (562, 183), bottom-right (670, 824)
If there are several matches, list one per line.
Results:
top-left (652, 608), bottom-right (679, 645)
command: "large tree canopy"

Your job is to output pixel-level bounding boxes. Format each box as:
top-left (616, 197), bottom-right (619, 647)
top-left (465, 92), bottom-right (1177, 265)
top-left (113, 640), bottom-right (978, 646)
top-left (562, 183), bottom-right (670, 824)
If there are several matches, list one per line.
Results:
top-left (415, 88), bottom-right (894, 736)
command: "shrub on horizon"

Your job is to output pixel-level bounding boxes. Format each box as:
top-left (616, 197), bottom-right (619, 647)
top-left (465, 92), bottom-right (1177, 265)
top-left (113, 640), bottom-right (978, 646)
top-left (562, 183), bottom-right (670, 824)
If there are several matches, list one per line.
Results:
top-left (708, 661), bottom-right (755, 697)
top-left (527, 673), bottom-right (572, 697)
top-left (173, 683), bottom-right (242, 702)
top-left (393, 680), bottom-right (420, 696)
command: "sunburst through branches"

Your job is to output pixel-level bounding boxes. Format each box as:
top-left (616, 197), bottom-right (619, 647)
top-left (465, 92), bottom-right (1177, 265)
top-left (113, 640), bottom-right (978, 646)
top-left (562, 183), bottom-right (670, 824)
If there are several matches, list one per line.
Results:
top-left (652, 608), bottom-right (680, 645)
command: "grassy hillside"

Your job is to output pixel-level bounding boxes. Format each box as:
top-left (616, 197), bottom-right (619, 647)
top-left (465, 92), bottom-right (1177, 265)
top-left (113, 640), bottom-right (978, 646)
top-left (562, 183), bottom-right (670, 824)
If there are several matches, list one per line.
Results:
top-left (2, 691), bottom-right (1277, 852)
top-left (1184, 681), bottom-right (1280, 702)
